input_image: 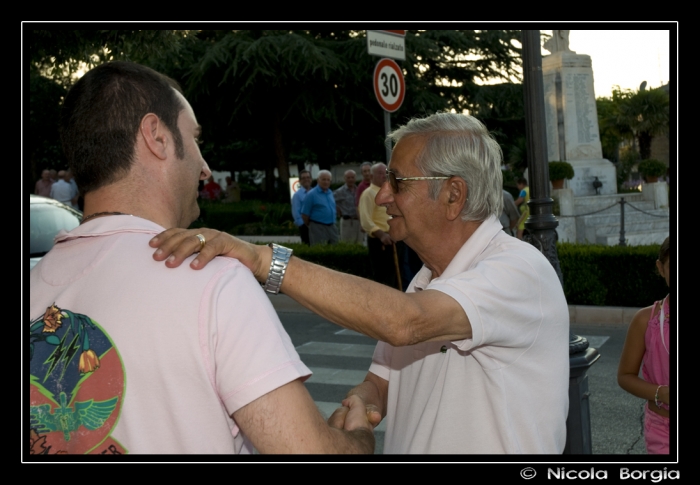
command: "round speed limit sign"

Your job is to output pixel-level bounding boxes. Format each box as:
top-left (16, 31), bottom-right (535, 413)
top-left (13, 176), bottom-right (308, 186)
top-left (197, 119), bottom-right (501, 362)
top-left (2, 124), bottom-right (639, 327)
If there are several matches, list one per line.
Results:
top-left (373, 58), bottom-right (405, 113)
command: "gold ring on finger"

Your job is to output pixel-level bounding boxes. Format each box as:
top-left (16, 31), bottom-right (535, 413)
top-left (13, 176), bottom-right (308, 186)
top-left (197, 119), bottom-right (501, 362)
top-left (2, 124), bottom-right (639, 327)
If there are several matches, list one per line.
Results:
top-left (195, 233), bottom-right (206, 252)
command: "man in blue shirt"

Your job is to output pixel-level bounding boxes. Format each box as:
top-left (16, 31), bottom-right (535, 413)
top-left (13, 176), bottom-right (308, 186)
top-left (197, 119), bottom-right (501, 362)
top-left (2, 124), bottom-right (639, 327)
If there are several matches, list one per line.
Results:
top-left (291, 170), bottom-right (312, 245)
top-left (301, 170), bottom-right (338, 246)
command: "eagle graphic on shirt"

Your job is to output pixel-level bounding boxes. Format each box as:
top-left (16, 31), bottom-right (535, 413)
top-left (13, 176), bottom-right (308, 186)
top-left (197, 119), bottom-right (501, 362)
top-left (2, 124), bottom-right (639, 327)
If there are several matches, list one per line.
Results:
top-left (29, 304), bottom-right (127, 455)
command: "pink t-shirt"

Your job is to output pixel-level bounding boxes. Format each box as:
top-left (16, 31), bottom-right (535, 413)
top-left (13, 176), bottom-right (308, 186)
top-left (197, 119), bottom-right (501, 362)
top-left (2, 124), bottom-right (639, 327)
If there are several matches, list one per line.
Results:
top-left (29, 215), bottom-right (310, 454)
top-left (642, 297), bottom-right (670, 394)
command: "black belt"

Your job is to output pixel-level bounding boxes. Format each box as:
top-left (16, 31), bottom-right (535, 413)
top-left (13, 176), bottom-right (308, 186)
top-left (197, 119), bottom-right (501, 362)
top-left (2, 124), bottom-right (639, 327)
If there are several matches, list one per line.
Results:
top-left (342, 215), bottom-right (359, 220)
top-left (310, 220), bottom-right (334, 226)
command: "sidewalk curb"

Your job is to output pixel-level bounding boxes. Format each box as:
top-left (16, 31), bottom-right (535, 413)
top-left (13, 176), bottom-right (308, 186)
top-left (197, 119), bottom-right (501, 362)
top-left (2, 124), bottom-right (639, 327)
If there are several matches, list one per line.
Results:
top-left (267, 294), bottom-right (640, 326)
top-left (568, 305), bottom-right (640, 326)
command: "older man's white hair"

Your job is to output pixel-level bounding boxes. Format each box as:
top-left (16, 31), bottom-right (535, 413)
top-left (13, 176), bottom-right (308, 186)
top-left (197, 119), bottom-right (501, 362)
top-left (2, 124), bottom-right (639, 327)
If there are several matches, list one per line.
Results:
top-left (388, 112), bottom-right (503, 222)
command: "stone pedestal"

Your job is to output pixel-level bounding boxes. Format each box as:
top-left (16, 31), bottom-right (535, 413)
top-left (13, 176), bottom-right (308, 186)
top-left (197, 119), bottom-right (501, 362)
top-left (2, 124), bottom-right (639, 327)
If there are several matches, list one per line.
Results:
top-left (554, 187), bottom-right (575, 215)
top-left (569, 159), bottom-right (617, 196)
top-left (553, 188), bottom-right (576, 242)
top-left (542, 51), bottom-right (616, 197)
top-left (642, 181), bottom-right (669, 209)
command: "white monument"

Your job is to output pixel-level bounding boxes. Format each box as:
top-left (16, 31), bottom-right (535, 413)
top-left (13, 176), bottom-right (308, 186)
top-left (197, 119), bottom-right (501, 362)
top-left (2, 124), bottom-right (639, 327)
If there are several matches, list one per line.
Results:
top-left (542, 30), bottom-right (617, 196)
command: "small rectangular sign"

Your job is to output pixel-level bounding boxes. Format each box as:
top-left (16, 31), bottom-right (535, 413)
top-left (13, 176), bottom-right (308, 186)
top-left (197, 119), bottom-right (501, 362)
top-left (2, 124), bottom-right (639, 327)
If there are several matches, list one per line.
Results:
top-left (289, 177), bottom-right (299, 203)
top-left (367, 30), bottom-right (406, 61)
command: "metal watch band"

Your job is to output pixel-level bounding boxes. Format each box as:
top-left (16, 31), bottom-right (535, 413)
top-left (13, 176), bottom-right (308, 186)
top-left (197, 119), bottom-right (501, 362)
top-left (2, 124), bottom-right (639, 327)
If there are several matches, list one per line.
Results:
top-left (262, 243), bottom-right (293, 294)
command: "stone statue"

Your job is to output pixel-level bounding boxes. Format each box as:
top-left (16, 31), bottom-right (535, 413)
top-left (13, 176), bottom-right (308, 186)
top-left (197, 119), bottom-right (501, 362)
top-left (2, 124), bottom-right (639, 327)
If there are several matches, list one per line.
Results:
top-left (543, 30), bottom-right (572, 54)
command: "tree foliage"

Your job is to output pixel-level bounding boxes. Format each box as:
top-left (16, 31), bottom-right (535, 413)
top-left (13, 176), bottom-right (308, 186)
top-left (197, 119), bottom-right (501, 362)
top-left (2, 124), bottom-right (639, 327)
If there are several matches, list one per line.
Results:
top-left (176, 29), bottom-right (523, 199)
top-left (25, 28), bottom-right (192, 194)
top-left (26, 29), bottom-right (526, 200)
top-left (597, 84), bottom-right (669, 162)
top-left (28, 29), bottom-right (192, 86)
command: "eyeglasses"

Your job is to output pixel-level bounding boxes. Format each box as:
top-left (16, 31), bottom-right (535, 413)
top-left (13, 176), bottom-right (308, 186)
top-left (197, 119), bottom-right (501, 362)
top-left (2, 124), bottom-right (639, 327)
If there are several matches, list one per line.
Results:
top-left (385, 169), bottom-right (451, 193)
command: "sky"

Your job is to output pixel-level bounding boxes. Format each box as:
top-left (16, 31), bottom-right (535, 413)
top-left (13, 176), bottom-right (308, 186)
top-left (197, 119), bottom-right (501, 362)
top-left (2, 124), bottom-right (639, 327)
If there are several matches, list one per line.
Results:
top-left (563, 29), bottom-right (671, 98)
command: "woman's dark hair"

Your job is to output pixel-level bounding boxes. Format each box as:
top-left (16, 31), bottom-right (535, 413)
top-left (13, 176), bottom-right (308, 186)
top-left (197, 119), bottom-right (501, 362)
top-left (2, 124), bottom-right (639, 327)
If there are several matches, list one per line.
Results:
top-left (658, 237), bottom-right (670, 264)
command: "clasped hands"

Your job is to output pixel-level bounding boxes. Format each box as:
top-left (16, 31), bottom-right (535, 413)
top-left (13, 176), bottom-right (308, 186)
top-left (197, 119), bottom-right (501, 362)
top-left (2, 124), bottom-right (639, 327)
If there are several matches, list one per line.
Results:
top-left (327, 395), bottom-right (382, 432)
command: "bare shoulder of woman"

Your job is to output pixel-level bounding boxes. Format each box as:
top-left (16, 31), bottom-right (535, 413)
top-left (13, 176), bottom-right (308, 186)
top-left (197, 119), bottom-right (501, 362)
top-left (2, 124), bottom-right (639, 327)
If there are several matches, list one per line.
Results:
top-left (629, 305), bottom-right (654, 331)
top-left (632, 303), bottom-right (659, 323)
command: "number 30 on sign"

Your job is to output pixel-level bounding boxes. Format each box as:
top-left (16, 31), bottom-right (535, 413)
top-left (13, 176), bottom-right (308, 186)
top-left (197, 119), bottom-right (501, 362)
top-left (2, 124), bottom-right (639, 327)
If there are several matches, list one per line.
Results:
top-left (373, 58), bottom-right (405, 113)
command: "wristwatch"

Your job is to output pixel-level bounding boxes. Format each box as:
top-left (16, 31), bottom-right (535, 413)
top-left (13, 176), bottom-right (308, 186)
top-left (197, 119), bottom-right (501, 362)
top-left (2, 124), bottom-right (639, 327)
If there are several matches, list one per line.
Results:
top-left (262, 243), bottom-right (293, 294)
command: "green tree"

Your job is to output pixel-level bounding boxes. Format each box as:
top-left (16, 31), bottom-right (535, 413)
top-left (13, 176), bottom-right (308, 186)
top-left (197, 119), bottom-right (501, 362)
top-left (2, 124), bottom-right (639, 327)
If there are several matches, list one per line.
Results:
top-left (596, 95), bottom-right (633, 164)
top-left (178, 30), bottom-right (372, 199)
top-left (466, 82), bottom-right (526, 171)
top-left (28, 29), bottom-right (192, 86)
top-left (611, 84), bottom-right (669, 160)
top-left (26, 29), bottom-right (525, 201)
top-left (178, 29), bottom-right (523, 200)
top-left (26, 29), bottom-right (191, 194)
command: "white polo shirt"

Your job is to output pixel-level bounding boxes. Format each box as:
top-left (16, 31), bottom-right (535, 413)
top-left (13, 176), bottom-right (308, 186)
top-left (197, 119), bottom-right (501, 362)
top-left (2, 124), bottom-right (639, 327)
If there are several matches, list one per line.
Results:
top-left (369, 216), bottom-right (570, 453)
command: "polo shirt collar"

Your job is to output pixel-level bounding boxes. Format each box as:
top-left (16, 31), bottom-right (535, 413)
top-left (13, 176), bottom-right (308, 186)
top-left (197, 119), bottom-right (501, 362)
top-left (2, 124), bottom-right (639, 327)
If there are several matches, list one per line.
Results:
top-left (55, 215), bottom-right (163, 244)
top-left (410, 215), bottom-right (502, 289)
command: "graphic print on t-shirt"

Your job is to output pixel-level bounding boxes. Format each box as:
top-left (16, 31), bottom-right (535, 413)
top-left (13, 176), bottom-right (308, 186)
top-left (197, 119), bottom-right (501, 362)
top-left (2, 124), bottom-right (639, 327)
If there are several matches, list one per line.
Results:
top-left (29, 304), bottom-right (127, 454)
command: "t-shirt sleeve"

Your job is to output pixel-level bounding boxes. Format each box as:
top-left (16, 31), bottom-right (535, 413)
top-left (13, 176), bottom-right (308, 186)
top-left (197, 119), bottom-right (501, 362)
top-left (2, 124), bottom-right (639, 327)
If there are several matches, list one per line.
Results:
top-left (425, 249), bottom-right (553, 361)
top-left (368, 341), bottom-right (393, 381)
top-left (203, 260), bottom-right (311, 416)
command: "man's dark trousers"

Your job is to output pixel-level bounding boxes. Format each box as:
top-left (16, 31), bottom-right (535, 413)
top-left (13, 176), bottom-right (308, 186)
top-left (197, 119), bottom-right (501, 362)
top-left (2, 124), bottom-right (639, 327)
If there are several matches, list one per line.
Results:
top-left (367, 236), bottom-right (398, 289)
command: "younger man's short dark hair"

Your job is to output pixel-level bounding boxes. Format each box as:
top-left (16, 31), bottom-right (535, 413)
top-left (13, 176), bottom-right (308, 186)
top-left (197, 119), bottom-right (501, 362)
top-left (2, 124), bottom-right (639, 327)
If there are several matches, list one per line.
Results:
top-left (60, 61), bottom-right (185, 194)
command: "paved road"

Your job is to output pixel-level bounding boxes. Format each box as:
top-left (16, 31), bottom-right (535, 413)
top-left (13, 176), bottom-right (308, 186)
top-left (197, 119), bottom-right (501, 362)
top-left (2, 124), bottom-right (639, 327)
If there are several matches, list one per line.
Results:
top-left (277, 309), bottom-right (650, 456)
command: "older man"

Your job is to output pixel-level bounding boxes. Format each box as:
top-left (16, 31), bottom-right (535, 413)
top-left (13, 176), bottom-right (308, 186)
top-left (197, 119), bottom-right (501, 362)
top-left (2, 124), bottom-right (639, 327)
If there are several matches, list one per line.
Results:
top-left (355, 161), bottom-right (373, 207)
top-left (151, 112), bottom-right (570, 454)
top-left (49, 170), bottom-right (77, 207)
top-left (29, 61), bottom-right (374, 455)
top-left (301, 170), bottom-right (338, 246)
top-left (358, 163), bottom-right (397, 288)
top-left (34, 169), bottom-right (54, 197)
top-left (334, 170), bottom-right (362, 244)
top-left (200, 175), bottom-right (222, 200)
top-left (500, 189), bottom-right (519, 236)
top-left (291, 170), bottom-right (312, 245)
top-left (66, 169), bottom-right (80, 210)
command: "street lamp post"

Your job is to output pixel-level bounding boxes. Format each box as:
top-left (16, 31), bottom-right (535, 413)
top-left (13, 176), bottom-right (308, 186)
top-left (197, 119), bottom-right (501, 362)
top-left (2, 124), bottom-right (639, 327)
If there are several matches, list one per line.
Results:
top-left (520, 30), bottom-right (600, 454)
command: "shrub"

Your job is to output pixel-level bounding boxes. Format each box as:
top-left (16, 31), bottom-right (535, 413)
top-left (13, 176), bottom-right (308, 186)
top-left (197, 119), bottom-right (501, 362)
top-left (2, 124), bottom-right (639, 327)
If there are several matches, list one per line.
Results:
top-left (637, 158), bottom-right (667, 178)
top-left (557, 244), bottom-right (608, 305)
top-left (548, 161), bottom-right (575, 181)
top-left (196, 200), bottom-right (295, 234)
top-left (254, 241), bottom-right (374, 280)
top-left (557, 242), bottom-right (667, 307)
top-left (277, 241), bottom-right (668, 307)
top-left (213, 231), bottom-right (668, 308)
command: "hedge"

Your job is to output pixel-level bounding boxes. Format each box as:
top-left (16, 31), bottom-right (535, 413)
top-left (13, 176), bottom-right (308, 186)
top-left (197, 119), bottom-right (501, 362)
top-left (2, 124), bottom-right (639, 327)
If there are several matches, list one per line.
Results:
top-left (557, 243), bottom-right (667, 307)
top-left (198, 201), bottom-right (667, 308)
top-left (246, 240), bottom-right (666, 308)
top-left (284, 242), bottom-right (374, 280)
top-left (194, 200), bottom-right (297, 235)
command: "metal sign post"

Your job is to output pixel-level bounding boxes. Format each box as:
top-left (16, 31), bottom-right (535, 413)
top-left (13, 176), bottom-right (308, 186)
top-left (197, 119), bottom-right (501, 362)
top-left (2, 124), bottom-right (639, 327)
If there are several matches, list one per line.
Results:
top-left (384, 111), bottom-right (392, 163)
